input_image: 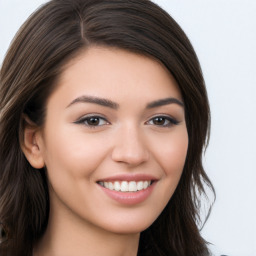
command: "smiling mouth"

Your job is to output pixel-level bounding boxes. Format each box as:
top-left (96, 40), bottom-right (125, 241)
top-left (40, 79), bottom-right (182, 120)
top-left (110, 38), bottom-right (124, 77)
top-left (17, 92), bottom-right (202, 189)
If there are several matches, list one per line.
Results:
top-left (97, 180), bottom-right (153, 192)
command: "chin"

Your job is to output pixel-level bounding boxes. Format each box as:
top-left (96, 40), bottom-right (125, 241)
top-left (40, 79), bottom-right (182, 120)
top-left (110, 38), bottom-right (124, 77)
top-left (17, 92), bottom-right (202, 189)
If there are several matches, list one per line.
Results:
top-left (97, 212), bottom-right (158, 235)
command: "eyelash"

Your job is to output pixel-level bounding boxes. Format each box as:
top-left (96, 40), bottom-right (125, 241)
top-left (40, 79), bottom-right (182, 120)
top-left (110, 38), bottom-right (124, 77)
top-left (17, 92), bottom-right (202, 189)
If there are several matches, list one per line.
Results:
top-left (74, 115), bottom-right (109, 128)
top-left (74, 115), bottom-right (179, 128)
top-left (146, 115), bottom-right (179, 127)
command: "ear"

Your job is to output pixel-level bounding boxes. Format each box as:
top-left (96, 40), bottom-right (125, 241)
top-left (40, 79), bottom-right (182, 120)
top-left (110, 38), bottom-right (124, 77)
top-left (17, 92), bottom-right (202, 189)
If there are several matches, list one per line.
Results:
top-left (20, 115), bottom-right (45, 169)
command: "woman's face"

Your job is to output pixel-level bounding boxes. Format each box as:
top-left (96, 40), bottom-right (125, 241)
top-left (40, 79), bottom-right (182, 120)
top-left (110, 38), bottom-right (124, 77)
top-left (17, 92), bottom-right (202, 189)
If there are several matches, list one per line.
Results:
top-left (36, 47), bottom-right (188, 234)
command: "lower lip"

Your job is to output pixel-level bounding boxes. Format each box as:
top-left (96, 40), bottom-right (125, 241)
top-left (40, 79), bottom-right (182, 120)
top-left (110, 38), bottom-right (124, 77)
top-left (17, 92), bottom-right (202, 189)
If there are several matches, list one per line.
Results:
top-left (98, 182), bottom-right (156, 205)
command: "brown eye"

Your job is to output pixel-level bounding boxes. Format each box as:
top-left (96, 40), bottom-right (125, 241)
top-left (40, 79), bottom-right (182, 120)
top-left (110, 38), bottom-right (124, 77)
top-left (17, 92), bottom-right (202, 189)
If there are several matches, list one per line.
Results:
top-left (87, 117), bottom-right (100, 126)
top-left (147, 116), bottom-right (179, 127)
top-left (152, 117), bottom-right (166, 125)
top-left (75, 115), bottom-right (109, 127)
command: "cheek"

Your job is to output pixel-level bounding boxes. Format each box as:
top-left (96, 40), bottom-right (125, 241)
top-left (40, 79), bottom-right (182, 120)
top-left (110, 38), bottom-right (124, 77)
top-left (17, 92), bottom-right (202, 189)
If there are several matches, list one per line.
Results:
top-left (165, 137), bottom-right (188, 174)
top-left (152, 129), bottom-right (188, 196)
top-left (42, 127), bottom-right (110, 180)
top-left (154, 129), bottom-right (188, 175)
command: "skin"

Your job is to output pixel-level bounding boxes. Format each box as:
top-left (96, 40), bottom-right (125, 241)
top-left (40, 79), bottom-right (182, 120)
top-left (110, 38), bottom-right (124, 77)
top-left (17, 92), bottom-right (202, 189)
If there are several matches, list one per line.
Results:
top-left (23, 47), bottom-right (188, 256)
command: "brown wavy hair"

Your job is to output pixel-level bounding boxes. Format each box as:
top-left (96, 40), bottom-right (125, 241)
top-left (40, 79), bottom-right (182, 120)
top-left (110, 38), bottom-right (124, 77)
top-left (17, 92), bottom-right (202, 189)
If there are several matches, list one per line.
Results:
top-left (0, 0), bottom-right (215, 255)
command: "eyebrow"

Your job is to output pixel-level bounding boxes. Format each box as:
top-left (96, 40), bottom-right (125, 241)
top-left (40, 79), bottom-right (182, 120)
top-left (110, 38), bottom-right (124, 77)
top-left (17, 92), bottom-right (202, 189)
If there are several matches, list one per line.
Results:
top-left (67, 95), bottom-right (184, 109)
top-left (67, 95), bottom-right (119, 109)
top-left (146, 97), bottom-right (184, 108)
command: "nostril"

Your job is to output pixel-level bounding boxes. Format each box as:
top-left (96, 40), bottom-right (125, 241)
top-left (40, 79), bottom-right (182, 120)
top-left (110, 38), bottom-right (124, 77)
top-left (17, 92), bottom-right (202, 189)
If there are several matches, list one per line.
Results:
top-left (111, 129), bottom-right (149, 165)
top-left (111, 148), bottom-right (149, 165)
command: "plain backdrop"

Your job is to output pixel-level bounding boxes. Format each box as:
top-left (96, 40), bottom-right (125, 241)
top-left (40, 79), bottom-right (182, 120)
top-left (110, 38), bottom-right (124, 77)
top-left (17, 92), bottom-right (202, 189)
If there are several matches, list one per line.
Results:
top-left (0, 1), bottom-right (255, 255)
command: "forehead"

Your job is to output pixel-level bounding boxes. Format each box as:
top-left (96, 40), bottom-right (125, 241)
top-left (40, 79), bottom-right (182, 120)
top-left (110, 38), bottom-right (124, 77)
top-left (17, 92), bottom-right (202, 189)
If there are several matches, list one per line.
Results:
top-left (50, 46), bottom-right (183, 105)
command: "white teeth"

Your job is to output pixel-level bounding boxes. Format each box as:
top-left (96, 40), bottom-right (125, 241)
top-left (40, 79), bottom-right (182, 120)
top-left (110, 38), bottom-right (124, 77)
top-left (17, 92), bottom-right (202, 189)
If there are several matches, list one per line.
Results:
top-left (108, 182), bottom-right (114, 190)
top-left (114, 181), bottom-right (120, 191)
top-left (121, 181), bottom-right (128, 192)
top-left (143, 181), bottom-right (149, 189)
top-left (137, 181), bottom-right (144, 191)
top-left (128, 181), bottom-right (137, 192)
top-left (99, 180), bottom-right (152, 192)
top-left (104, 182), bottom-right (109, 189)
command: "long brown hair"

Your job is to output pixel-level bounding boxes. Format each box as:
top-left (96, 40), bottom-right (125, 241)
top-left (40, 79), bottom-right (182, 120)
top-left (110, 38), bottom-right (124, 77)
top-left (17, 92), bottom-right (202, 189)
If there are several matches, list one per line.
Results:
top-left (0, 0), bottom-right (215, 255)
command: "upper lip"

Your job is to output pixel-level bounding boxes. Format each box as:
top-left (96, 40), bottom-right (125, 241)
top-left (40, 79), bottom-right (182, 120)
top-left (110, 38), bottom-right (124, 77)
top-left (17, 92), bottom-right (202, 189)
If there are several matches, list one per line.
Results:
top-left (97, 174), bottom-right (158, 182)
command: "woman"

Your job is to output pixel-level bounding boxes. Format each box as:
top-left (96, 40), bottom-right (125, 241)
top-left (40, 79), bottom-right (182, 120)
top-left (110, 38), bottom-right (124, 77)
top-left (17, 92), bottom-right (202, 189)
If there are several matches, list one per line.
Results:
top-left (0, 0), bottom-right (215, 255)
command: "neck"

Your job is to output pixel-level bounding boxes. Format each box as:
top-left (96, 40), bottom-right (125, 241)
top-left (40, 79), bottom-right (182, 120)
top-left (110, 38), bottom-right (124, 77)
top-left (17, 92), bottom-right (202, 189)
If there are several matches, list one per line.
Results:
top-left (33, 198), bottom-right (140, 256)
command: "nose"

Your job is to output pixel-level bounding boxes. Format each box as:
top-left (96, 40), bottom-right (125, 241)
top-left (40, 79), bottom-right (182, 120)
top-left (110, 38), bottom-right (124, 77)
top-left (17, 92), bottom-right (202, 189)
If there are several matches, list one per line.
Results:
top-left (111, 125), bottom-right (149, 166)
